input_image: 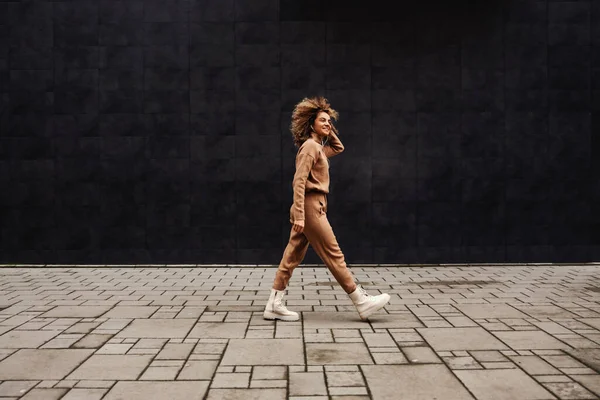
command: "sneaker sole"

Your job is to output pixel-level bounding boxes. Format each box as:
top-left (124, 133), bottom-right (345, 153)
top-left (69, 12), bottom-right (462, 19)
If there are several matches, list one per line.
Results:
top-left (359, 294), bottom-right (391, 320)
top-left (263, 311), bottom-right (299, 321)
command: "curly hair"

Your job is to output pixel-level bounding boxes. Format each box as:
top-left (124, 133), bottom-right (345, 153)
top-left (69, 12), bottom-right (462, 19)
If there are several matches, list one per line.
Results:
top-left (290, 96), bottom-right (339, 148)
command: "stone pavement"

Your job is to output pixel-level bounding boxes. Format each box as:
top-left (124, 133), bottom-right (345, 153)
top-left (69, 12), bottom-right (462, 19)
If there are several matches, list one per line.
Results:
top-left (0, 264), bottom-right (600, 399)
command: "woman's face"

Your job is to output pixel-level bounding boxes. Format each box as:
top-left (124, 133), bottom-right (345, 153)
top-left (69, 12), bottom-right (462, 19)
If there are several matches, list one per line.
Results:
top-left (312, 111), bottom-right (332, 138)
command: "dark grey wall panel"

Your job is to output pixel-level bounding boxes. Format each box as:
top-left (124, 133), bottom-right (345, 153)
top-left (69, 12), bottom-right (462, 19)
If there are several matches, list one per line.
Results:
top-left (1, 0), bottom-right (598, 264)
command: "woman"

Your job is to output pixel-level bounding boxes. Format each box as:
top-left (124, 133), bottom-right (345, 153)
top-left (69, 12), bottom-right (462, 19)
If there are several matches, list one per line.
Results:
top-left (263, 96), bottom-right (390, 321)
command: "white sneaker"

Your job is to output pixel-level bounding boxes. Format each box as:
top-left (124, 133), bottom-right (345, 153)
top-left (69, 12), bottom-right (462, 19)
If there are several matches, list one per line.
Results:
top-left (348, 285), bottom-right (390, 320)
top-left (263, 288), bottom-right (299, 321)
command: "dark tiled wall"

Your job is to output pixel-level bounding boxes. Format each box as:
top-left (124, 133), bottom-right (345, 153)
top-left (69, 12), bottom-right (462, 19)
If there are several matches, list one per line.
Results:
top-left (1, 0), bottom-right (599, 264)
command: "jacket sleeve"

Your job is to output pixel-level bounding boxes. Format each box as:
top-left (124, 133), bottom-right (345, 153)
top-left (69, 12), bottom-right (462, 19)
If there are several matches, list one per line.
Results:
top-left (290, 152), bottom-right (316, 222)
top-left (322, 129), bottom-right (344, 158)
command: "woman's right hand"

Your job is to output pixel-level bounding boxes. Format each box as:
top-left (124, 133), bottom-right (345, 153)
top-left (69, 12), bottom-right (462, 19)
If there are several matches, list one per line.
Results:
top-left (293, 220), bottom-right (305, 233)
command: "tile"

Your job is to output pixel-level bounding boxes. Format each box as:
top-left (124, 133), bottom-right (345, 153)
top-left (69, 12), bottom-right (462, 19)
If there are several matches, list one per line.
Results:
top-left (72, 334), bottom-right (112, 349)
top-left (493, 331), bottom-right (571, 350)
top-left (67, 355), bottom-right (153, 380)
top-left (115, 319), bottom-right (195, 338)
top-left (402, 346), bottom-right (442, 363)
top-left (363, 364), bottom-right (473, 400)
top-left (103, 381), bottom-right (209, 400)
top-left (0, 330), bottom-right (59, 348)
top-left (221, 339), bottom-right (304, 366)
top-left (0, 349), bottom-right (94, 380)
top-left (326, 371), bottom-right (365, 386)
top-left (187, 322), bottom-right (248, 339)
top-left (509, 356), bottom-right (561, 375)
top-left (101, 306), bottom-right (159, 318)
top-left (572, 375), bottom-right (600, 396)
top-left (303, 312), bottom-right (369, 329)
top-left (542, 382), bottom-right (596, 399)
top-left (455, 369), bottom-right (555, 400)
top-left (290, 372), bottom-right (327, 396)
top-left (0, 381), bottom-right (38, 397)
top-left (252, 366), bottom-right (286, 380)
top-left (41, 306), bottom-right (112, 318)
top-left (21, 388), bottom-right (69, 399)
top-left (206, 388), bottom-right (286, 400)
top-left (418, 327), bottom-right (509, 351)
top-left (177, 360), bottom-right (219, 380)
top-left (212, 372), bottom-right (250, 388)
top-left (454, 304), bottom-right (529, 319)
top-left (307, 343), bottom-right (373, 365)
top-left (61, 388), bottom-right (108, 400)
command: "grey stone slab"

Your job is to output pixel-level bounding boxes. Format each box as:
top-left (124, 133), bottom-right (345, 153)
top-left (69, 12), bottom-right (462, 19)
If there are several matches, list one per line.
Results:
top-left (177, 360), bottom-right (219, 380)
top-left (580, 319), bottom-right (600, 330)
top-left (513, 305), bottom-right (579, 319)
top-left (454, 369), bottom-right (555, 400)
top-left (369, 313), bottom-right (424, 328)
top-left (103, 381), bottom-right (209, 400)
top-left (0, 349), bottom-right (94, 380)
top-left (21, 388), bottom-right (69, 399)
top-left (221, 339), bottom-right (304, 366)
top-left (418, 327), bottom-right (509, 351)
top-left (493, 331), bottom-right (570, 350)
top-left (0, 380), bottom-right (38, 396)
top-left (67, 355), bottom-right (153, 380)
top-left (72, 334), bottom-right (112, 349)
top-left (40, 306), bottom-right (112, 318)
top-left (307, 343), bottom-right (373, 365)
top-left (101, 306), bottom-right (159, 318)
top-left (509, 356), bottom-right (561, 375)
top-left (0, 330), bottom-right (59, 348)
top-left (303, 312), bottom-right (369, 329)
top-left (206, 388), bottom-right (286, 400)
top-left (363, 364), bottom-right (474, 400)
top-left (290, 372), bottom-right (327, 396)
top-left (61, 388), bottom-right (108, 400)
top-left (454, 304), bottom-right (529, 319)
top-left (572, 375), bottom-right (600, 397)
top-left (566, 348), bottom-right (600, 373)
top-left (187, 322), bottom-right (248, 339)
top-left (115, 319), bottom-right (195, 338)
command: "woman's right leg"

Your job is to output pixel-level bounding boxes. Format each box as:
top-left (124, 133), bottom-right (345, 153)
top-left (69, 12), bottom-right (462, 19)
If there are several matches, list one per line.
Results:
top-left (272, 227), bottom-right (309, 290)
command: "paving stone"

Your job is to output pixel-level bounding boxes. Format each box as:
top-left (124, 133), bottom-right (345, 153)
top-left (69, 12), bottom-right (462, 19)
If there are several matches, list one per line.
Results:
top-left (0, 380), bottom-right (38, 396)
top-left (325, 371), bottom-right (365, 386)
top-left (418, 327), bottom-right (509, 351)
top-left (40, 306), bottom-right (112, 318)
top-left (454, 304), bottom-right (529, 319)
top-left (222, 339), bottom-right (304, 366)
top-left (571, 375), bottom-right (600, 396)
top-left (0, 349), bottom-right (94, 380)
top-left (0, 330), bottom-right (59, 348)
top-left (470, 351), bottom-right (508, 363)
top-left (187, 322), bottom-right (248, 339)
top-left (542, 381), bottom-right (597, 399)
top-left (212, 372), bottom-right (251, 388)
top-left (177, 360), bottom-right (219, 380)
top-left (493, 331), bottom-right (571, 350)
top-left (290, 372), bottom-right (327, 396)
top-left (250, 379), bottom-right (287, 388)
top-left (514, 306), bottom-right (579, 319)
top-left (363, 364), bottom-right (473, 399)
top-left (455, 369), bottom-right (556, 400)
top-left (72, 334), bottom-right (113, 349)
top-left (115, 319), bottom-right (195, 338)
top-left (369, 313), bottom-right (424, 329)
top-left (307, 343), bottom-right (373, 365)
top-left (140, 366), bottom-right (180, 380)
top-left (402, 346), bottom-right (441, 363)
top-left (252, 366), bottom-right (287, 380)
top-left (155, 343), bottom-right (194, 360)
top-left (328, 386), bottom-right (369, 396)
top-left (20, 388), bottom-right (69, 399)
top-left (509, 356), bottom-right (562, 375)
top-left (67, 355), bottom-right (153, 380)
top-left (103, 381), bottom-right (209, 400)
top-left (206, 388), bottom-right (286, 400)
top-left (303, 312), bottom-right (368, 329)
top-left (101, 306), bottom-right (159, 319)
top-left (61, 388), bottom-right (108, 400)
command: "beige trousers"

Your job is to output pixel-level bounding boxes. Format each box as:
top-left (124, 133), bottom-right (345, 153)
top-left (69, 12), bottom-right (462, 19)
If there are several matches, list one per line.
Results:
top-left (272, 192), bottom-right (357, 294)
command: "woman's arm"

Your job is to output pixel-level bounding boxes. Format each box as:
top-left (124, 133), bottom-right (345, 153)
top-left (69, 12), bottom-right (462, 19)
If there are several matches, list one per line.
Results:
top-left (290, 152), bottom-right (316, 223)
top-left (323, 129), bottom-right (344, 158)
